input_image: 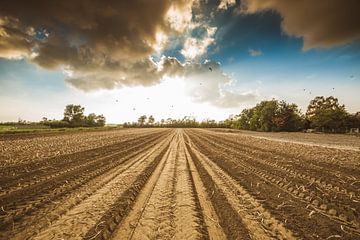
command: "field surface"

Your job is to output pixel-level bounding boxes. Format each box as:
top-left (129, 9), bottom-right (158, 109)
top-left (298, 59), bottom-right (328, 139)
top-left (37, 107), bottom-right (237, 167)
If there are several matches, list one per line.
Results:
top-left (0, 128), bottom-right (359, 240)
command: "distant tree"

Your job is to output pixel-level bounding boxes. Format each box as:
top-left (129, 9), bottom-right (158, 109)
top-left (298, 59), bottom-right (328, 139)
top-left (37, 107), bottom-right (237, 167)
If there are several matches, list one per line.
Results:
top-left (95, 114), bottom-right (106, 127)
top-left (273, 101), bottom-right (304, 131)
top-left (148, 115), bottom-right (155, 125)
top-left (63, 104), bottom-right (85, 126)
top-left (138, 115), bottom-right (147, 126)
top-left (232, 99), bottom-right (304, 132)
top-left (306, 96), bottom-right (349, 132)
top-left (86, 113), bottom-right (97, 126)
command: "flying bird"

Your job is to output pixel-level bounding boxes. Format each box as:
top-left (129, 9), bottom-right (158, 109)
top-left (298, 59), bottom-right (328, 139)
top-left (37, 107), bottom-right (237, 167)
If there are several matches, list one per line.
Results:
top-left (209, 67), bottom-right (212, 71)
top-left (350, 75), bottom-right (354, 78)
top-left (303, 89), bottom-right (306, 91)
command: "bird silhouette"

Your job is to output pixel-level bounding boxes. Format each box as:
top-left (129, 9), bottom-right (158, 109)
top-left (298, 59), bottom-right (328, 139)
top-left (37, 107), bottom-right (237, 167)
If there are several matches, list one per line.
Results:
top-left (209, 67), bottom-right (212, 71)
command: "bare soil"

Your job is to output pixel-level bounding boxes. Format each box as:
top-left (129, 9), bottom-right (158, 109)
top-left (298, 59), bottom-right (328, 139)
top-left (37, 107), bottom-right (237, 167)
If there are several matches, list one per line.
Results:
top-left (0, 128), bottom-right (359, 239)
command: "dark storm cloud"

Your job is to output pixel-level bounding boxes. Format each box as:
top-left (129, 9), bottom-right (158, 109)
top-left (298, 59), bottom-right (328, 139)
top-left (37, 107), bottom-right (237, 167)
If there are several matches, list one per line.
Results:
top-left (0, 1), bottom-right (172, 60)
top-left (0, 0), bottom-right (180, 85)
top-left (240, 0), bottom-right (360, 50)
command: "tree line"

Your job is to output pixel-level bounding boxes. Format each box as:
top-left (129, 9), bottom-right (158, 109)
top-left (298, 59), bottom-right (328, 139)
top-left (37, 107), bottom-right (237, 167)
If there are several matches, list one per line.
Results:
top-left (41, 104), bottom-right (106, 128)
top-left (227, 96), bottom-right (360, 133)
top-left (123, 115), bottom-right (228, 128)
top-left (123, 96), bottom-right (360, 133)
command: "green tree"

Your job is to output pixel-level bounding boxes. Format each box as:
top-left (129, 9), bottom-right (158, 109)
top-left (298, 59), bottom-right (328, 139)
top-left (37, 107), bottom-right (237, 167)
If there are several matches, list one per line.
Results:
top-left (138, 115), bottom-right (147, 126)
top-left (63, 104), bottom-right (85, 126)
top-left (95, 114), bottom-right (106, 127)
top-left (306, 96), bottom-right (349, 132)
top-left (273, 101), bottom-right (304, 131)
top-left (233, 99), bottom-right (304, 132)
top-left (148, 115), bottom-right (155, 125)
top-left (86, 113), bottom-right (97, 126)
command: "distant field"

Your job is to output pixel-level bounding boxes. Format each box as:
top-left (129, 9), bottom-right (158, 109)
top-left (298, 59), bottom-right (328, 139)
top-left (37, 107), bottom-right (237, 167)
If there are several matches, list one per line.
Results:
top-left (0, 125), bottom-right (17, 132)
top-left (0, 128), bottom-right (359, 239)
top-left (0, 125), bottom-right (120, 135)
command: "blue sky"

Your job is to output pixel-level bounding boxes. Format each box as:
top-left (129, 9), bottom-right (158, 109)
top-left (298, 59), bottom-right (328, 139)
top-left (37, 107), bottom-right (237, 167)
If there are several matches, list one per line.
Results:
top-left (0, 0), bottom-right (359, 123)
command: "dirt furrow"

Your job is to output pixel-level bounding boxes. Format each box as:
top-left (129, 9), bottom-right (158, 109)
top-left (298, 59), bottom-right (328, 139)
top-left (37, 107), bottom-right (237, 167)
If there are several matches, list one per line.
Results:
top-left (195, 129), bottom-right (360, 179)
top-left (29, 132), bottom-right (174, 240)
top-left (0, 130), bottom-right (168, 186)
top-left (113, 130), bottom-right (207, 240)
top-left (0, 128), bottom-right (163, 167)
top-left (6, 132), bottom-right (172, 240)
top-left (0, 131), bottom-right (167, 198)
top-left (186, 138), bottom-right (295, 239)
top-left (187, 130), bottom-right (359, 239)
top-left (215, 133), bottom-right (360, 199)
top-left (0, 132), bottom-right (170, 238)
top-left (183, 139), bottom-right (226, 240)
top-left (190, 131), bottom-right (360, 218)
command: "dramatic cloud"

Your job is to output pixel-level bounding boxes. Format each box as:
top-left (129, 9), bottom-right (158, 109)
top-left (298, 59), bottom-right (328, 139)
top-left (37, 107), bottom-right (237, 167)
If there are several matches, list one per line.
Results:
top-left (181, 26), bottom-right (217, 60)
top-left (239, 0), bottom-right (360, 49)
top-left (0, 1), bottom-right (193, 87)
top-left (248, 48), bottom-right (262, 57)
top-left (0, 0), bottom-right (251, 108)
top-left (218, 0), bottom-right (236, 10)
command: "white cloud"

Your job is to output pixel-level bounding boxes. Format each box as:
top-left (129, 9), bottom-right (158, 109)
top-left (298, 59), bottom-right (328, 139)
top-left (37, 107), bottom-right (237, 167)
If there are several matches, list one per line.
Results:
top-left (181, 26), bottom-right (217, 60)
top-left (218, 0), bottom-right (236, 10)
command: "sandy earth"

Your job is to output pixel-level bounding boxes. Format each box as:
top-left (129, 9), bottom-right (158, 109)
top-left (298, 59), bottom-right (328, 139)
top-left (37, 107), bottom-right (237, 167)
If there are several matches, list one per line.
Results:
top-left (0, 128), bottom-right (359, 239)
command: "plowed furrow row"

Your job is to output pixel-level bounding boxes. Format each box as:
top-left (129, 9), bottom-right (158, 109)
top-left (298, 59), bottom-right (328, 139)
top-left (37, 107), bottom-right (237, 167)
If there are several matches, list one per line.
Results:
top-left (0, 132), bottom-right (169, 238)
top-left (112, 130), bottom-right (207, 240)
top-left (30, 132), bottom-right (173, 240)
top-left (192, 130), bottom-right (360, 196)
top-left (195, 130), bottom-right (360, 182)
top-left (185, 136), bottom-right (295, 240)
top-left (215, 133), bottom-right (360, 198)
top-left (187, 131), bottom-right (359, 239)
top-left (191, 132), bottom-right (360, 233)
top-left (5, 133), bottom-right (172, 240)
top-left (0, 131), bottom-right (167, 188)
top-left (191, 132), bottom-right (360, 218)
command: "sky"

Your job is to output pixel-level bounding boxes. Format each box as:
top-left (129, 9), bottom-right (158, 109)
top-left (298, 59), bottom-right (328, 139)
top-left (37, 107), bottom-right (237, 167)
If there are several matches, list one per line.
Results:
top-left (0, 0), bottom-right (360, 123)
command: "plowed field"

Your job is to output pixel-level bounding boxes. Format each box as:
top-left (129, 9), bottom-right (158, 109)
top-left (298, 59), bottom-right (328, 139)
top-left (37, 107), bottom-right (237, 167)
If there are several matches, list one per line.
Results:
top-left (1, 128), bottom-right (359, 239)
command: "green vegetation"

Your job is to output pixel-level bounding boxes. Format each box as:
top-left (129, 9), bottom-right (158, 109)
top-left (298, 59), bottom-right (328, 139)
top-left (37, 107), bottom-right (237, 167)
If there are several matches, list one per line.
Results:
top-left (2, 97), bottom-right (359, 134)
top-left (229, 96), bottom-right (359, 133)
top-left (123, 96), bottom-right (359, 133)
top-left (230, 99), bottom-right (304, 132)
top-left (0, 104), bottom-right (107, 134)
top-left (41, 104), bottom-right (106, 128)
top-left (124, 116), bottom-right (228, 128)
